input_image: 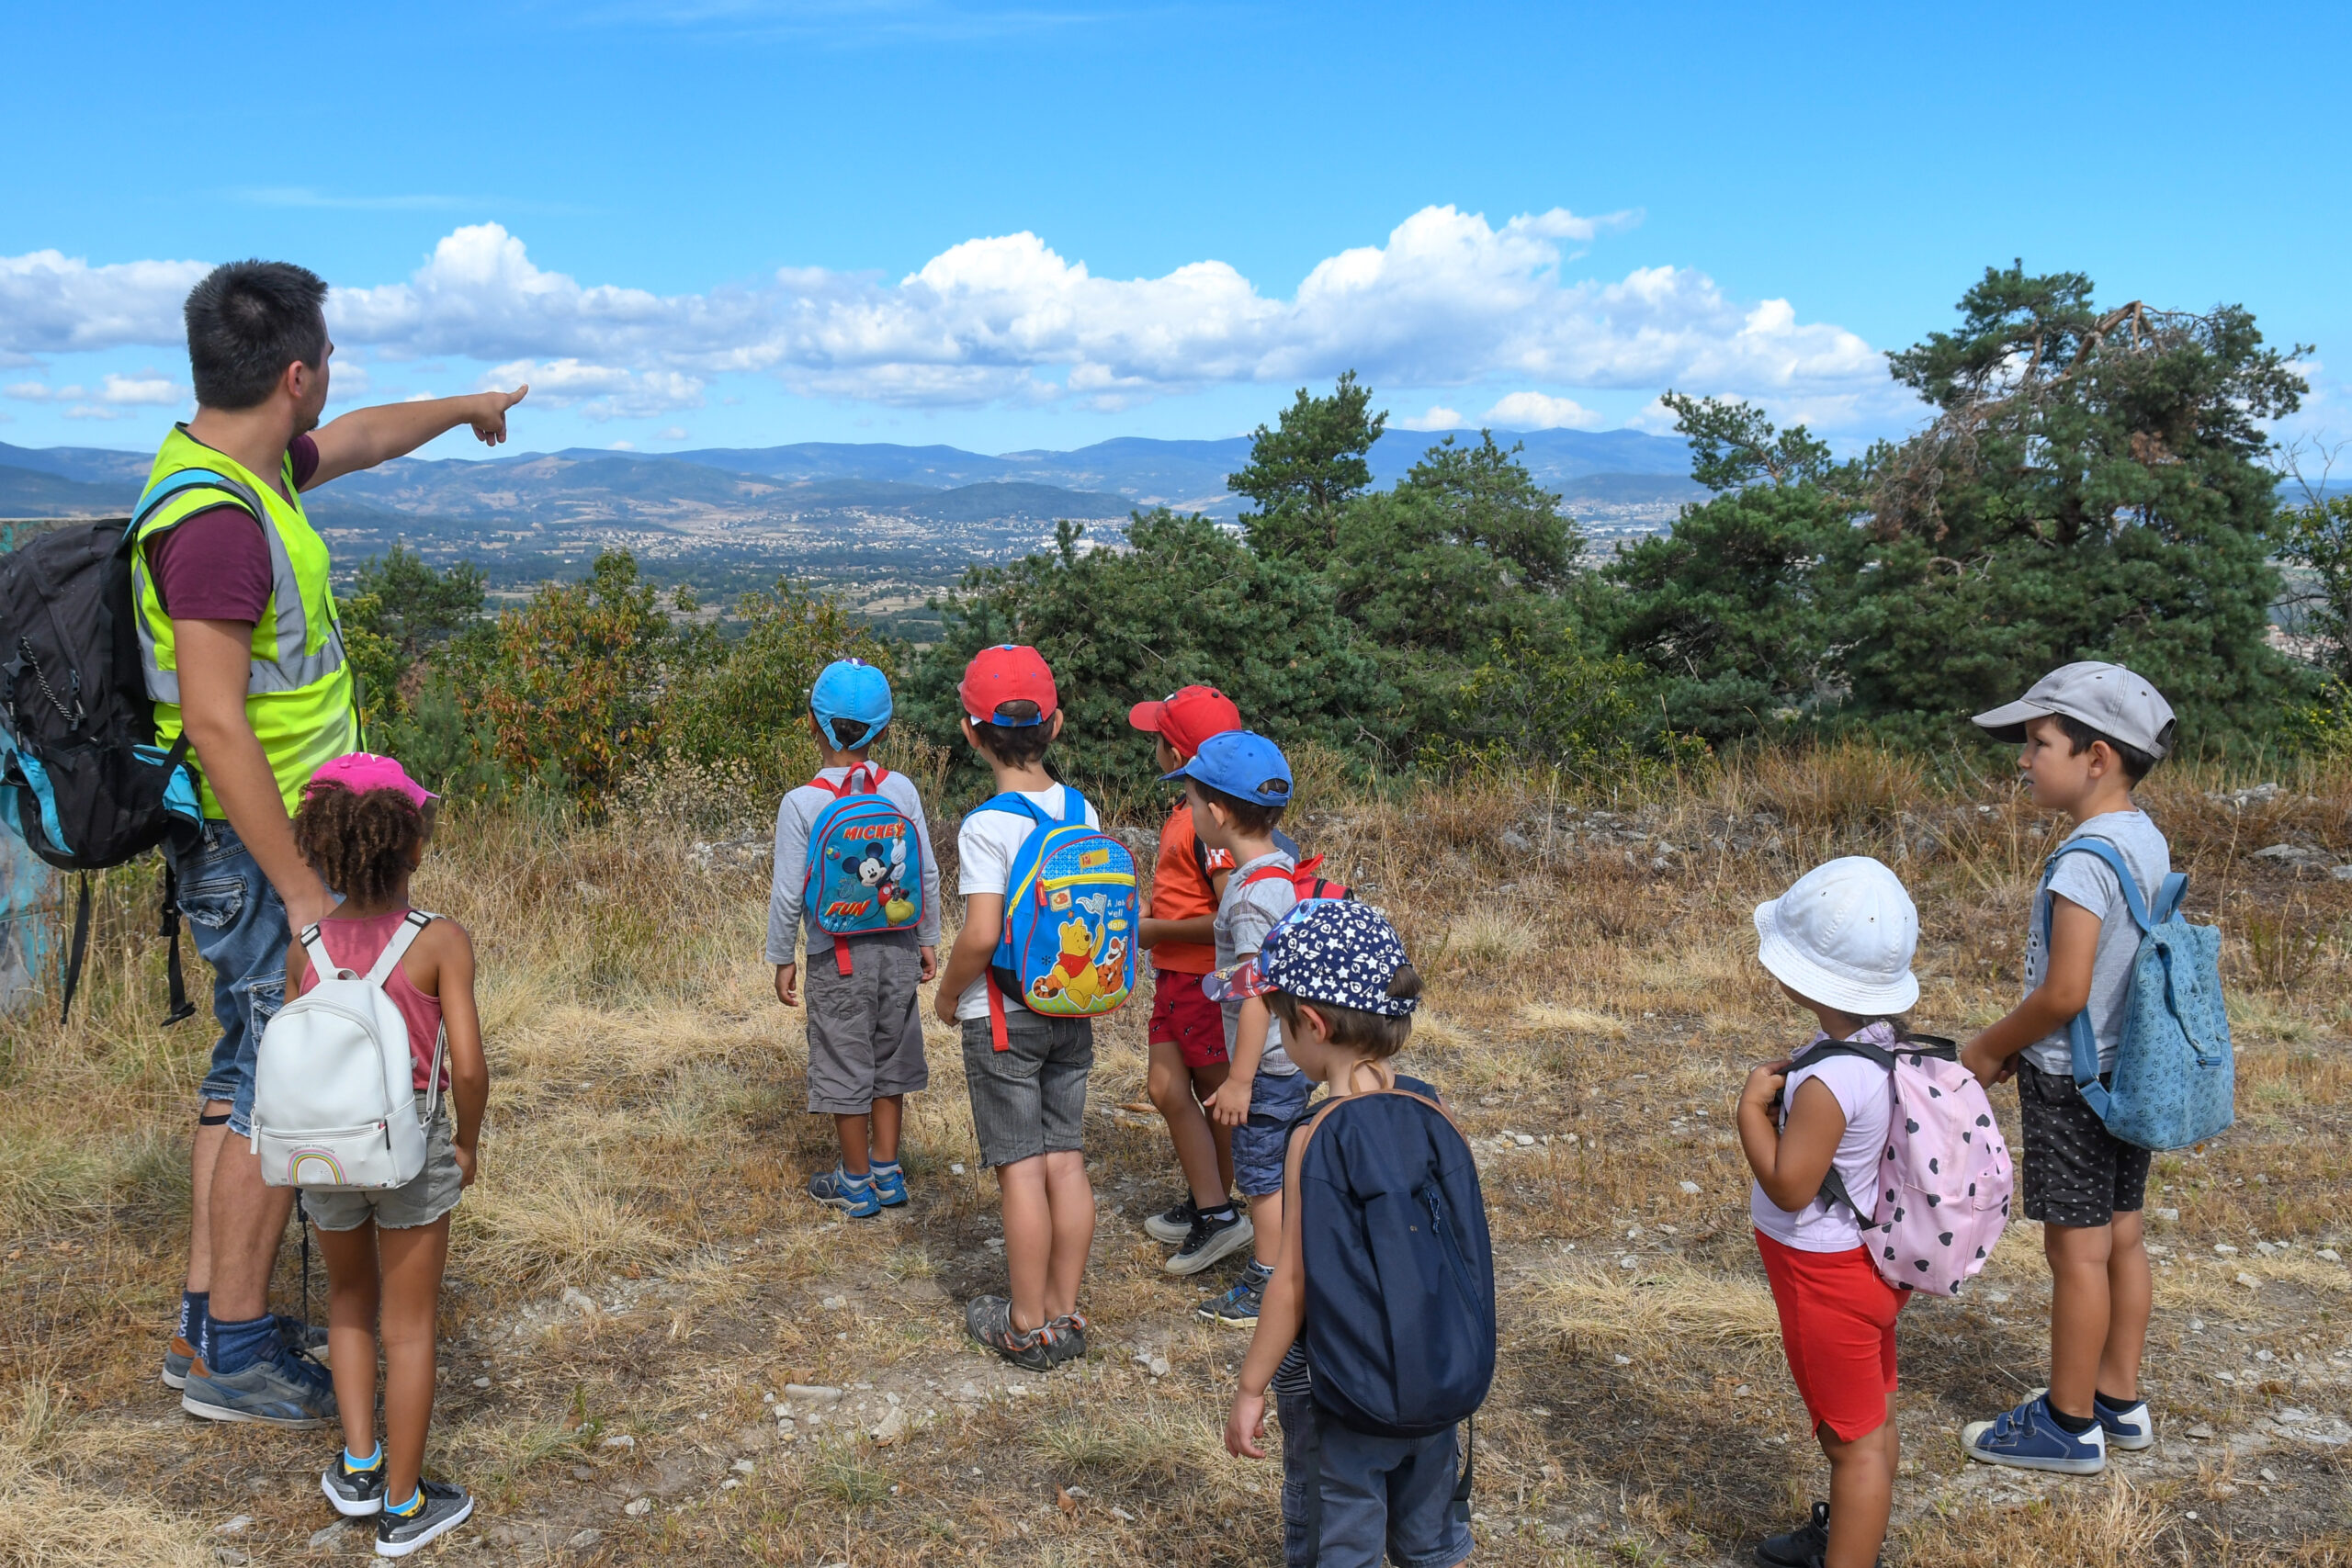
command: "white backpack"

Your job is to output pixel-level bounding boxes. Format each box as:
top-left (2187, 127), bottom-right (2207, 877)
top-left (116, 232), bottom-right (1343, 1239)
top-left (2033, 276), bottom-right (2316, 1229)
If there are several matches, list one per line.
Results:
top-left (251, 910), bottom-right (443, 1192)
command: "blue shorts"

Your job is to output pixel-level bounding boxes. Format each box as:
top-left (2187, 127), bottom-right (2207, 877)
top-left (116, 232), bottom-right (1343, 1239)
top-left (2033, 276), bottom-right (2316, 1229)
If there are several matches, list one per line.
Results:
top-left (1231, 1069), bottom-right (1311, 1199)
top-left (168, 820), bottom-right (288, 1138)
top-left (1278, 1390), bottom-right (1472, 1568)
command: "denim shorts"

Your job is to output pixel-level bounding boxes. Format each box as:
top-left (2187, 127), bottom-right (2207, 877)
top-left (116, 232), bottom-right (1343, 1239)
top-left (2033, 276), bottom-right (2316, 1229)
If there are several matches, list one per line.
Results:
top-left (1231, 1068), bottom-right (1311, 1198)
top-left (305, 1107), bottom-right (464, 1233)
top-left (1278, 1391), bottom-right (1472, 1568)
top-left (168, 820), bottom-right (288, 1138)
top-left (959, 1010), bottom-right (1092, 1168)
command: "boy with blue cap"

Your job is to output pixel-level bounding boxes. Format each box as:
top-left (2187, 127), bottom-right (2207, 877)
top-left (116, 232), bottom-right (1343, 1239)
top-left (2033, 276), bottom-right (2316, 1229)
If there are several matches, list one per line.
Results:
top-left (1170, 729), bottom-right (1306, 1327)
top-left (767, 659), bottom-right (941, 1218)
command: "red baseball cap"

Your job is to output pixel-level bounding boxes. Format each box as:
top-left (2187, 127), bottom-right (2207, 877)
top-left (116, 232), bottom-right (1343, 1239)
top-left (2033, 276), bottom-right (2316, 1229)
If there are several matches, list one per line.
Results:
top-left (1127, 684), bottom-right (1241, 760)
top-left (959, 644), bottom-right (1058, 726)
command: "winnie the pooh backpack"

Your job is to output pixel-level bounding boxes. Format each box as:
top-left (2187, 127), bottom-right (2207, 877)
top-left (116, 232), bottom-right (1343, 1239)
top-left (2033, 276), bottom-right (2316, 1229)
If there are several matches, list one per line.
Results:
top-left (976, 787), bottom-right (1139, 1050)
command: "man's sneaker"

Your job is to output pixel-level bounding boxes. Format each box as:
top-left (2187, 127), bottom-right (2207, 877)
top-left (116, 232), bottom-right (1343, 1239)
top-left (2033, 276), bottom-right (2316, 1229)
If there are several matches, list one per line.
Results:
top-left (808, 1168), bottom-right (881, 1219)
top-left (1163, 1208), bottom-right (1253, 1276)
top-left (964, 1295), bottom-right (1058, 1371)
top-left (1962, 1393), bottom-right (2106, 1475)
top-left (1756, 1502), bottom-right (1829, 1567)
top-left (1046, 1311), bottom-right (1089, 1367)
top-left (162, 1335), bottom-right (198, 1390)
top-left (1197, 1266), bottom-right (1270, 1329)
top-left (278, 1314), bottom-right (331, 1363)
top-left (1142, 1194), bottom-right (1200, 1246)
top-left (868, 1165), bottom-right (909, 1208)
top-left (375, 1479), bottom-right (472, 1558)
top-left (2029, 1385), bottom-right (2154, 1451)
top-left (322, 1452), bottom-right (389, 1517)
top-left (181, 1342), bottom-right (338, 1427)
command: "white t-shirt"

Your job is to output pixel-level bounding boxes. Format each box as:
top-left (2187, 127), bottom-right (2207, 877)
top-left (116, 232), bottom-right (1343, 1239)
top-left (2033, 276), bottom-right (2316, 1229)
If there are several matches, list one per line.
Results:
top-left (1749, 1033), bottom-right (1894, 1253)
top-left (2022, 808), bottom-right (2171, 1077)
top-left (955, 784), bottom-right (1100, 1021)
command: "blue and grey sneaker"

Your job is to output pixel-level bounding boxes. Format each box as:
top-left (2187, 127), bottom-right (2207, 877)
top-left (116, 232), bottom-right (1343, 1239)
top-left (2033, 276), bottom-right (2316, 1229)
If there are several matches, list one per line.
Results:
top-left (162, 1335), bottom-right (198, 1390)
top-left (868, 1163), bottom-right (909, 1208)
top-left (181, 1341), bottom-right (338, 1427)
top-left (322, 1450), bottom-right (389, 1517)
top-left (278, 1314), bottom-right (331, 1363)
top-left (1962, 1393), bottom-right (2106, 1474)
top-left (1197, 1261), bottom-right (1272, 1328)
top-left (2030, 1385), bottom-right (2154, 1451)
top-left (808, 1167), bottom-right (881, 1219)
top-left (375, 1479), bottom-right (472, 1558)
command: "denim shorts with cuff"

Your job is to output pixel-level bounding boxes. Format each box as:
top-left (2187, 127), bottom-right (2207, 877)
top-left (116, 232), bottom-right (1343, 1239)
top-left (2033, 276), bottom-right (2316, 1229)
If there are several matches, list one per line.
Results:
top-left (959, 1008), bottom-right (1093, 1168)
top-left (1278, 1390), bottom-right (1472, 1568)
top-left (1231, 1068), bottom-right (1312, 1198)
top-left (168, 819), bottom-right (288, 1138)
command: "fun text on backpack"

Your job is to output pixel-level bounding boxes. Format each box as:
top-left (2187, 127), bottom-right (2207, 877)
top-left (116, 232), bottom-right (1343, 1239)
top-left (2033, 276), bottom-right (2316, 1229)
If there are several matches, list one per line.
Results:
top-left (1809, 1034), bottom-right (2013, 1297)
top-left (803, 765), bottom-right (923, 975)
top-left (979, 788), bottom-right (1137, 1049)
top-left (2041, 839), bottom-right (2233, 1151)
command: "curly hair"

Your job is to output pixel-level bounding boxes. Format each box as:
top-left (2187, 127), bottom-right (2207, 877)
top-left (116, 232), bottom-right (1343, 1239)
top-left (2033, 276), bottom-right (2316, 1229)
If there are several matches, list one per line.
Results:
top-left (292, 781), bottom-right (431, 906)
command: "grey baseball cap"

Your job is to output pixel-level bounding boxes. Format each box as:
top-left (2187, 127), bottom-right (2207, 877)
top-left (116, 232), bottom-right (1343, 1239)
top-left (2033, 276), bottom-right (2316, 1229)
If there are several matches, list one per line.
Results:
top-left (1972, 661), bottom-right (2177, 758)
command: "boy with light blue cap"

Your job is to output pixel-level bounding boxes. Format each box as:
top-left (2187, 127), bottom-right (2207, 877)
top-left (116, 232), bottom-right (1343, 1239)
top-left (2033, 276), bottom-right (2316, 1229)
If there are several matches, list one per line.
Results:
top-left (767, 658), bottom-right (942, 1219)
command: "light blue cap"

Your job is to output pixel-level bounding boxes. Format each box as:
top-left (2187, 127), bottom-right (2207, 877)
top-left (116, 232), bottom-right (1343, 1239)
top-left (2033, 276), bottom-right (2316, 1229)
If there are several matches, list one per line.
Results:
top-left (1162, 728), bottom-right (1293, 806)
top-left (811, 659), bottom-right (893, 749)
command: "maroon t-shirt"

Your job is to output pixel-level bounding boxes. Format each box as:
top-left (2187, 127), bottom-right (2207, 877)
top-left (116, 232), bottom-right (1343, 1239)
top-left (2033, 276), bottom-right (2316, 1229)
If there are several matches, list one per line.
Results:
top-left (145, 434), bottom-right (320, 624)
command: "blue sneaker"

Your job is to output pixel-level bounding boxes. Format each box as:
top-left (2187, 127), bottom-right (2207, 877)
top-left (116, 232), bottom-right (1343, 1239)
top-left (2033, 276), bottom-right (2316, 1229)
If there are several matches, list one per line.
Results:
top-left (868, 1164), bottom-right (909, 1208)
top-left (2030, 1385), bottom-right (2154, 1451)
top-left (808, 1168), bottom-right (881, 1219)
top-left (162, 1334), bottom-right (198, 1390)
top-left (181, 1341), bottom-right (338, 1427)
top-left (1962, 1393), bottom-right (2106, 1474)
top-left (1197, 1263), bottom-right (1272, 1329)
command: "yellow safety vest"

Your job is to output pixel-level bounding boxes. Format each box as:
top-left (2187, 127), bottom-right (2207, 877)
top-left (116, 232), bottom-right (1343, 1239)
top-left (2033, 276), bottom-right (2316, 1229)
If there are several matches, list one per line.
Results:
top-left (131, 425), bottom-right (356, 818)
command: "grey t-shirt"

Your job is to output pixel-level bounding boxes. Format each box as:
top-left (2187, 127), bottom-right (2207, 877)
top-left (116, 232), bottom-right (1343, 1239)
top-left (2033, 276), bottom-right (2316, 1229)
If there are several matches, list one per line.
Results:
top-left (765, 766), bottom-right (943, 962)
top-left (2021, 808), bottom-right (2171, 1077)
top-left (1216, 849), bottom-right (1299, 1076)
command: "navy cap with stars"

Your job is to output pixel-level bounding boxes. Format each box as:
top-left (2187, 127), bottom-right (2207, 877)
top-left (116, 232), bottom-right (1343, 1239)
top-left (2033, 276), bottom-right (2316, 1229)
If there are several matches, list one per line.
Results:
top-left (1210, 898), bottom-right (1419, 1017)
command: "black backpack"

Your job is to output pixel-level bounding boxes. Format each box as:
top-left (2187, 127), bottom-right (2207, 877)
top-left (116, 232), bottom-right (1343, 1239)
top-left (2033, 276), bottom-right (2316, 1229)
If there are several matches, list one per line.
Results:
top-left (0, 517), bottom-right (202, 1021)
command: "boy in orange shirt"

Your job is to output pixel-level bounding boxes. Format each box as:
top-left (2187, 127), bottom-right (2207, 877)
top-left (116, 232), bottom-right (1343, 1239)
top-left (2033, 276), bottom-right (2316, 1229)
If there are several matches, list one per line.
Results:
top-left (1130, 685), bottom-right (1254, 1275)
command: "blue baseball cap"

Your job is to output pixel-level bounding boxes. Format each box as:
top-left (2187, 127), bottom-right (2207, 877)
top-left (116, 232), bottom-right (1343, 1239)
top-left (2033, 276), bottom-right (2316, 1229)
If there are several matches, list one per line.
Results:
top-left (1162, 728), bottom-right (1293, 806)
top-left (811, 659), bottom-right (893, 749)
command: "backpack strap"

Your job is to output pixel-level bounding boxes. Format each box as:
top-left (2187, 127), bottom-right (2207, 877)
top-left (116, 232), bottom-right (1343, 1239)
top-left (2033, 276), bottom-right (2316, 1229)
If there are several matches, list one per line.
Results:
top-left (808, 763), bottom-right (888, 799)
top-left (2040, 839), bottom-right (2152, 1114)
top-left (364, 909), bottom-right (435, 987)
top-left (297, 923), bottom-right (352, 981)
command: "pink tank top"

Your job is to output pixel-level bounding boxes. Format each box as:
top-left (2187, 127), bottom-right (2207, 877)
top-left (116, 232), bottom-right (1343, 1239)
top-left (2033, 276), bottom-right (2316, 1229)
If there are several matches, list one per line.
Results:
top-left (296, 908), bottom-right (447, 1093)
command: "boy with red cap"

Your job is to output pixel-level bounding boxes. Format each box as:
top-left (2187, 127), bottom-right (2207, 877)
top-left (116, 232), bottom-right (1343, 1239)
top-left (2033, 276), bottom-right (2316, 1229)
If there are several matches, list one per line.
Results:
top-left (934, 645), bottom-right (1101, 1370)
top-left (1129, 686), bottom-right (1255, 1275)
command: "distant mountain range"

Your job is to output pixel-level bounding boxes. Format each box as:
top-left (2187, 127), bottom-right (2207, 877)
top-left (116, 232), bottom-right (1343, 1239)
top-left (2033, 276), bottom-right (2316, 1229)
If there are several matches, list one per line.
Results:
top-left (0, 426), bottom-right (1708, 588)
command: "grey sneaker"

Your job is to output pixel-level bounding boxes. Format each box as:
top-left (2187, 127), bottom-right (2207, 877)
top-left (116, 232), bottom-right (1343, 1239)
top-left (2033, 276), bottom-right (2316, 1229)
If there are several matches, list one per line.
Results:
top-left (1142, 1194), bottom-right (1201, 1245)
top-left (964, 1295), bottom-right (1058, 1371)
top-left (322, 1452), bottom-right (389, 1517)
top-left (162, 1335), bottom-right (198, 1390)
top-left (180, 1343), bottom-right (338, 1427)
top-left (1163, 1208), bottom-right (1253, 1275)
top-left (375, 1479), bottom-right (472, 1558)
top-left (1046, 1311), bottom-right (1089, 1367)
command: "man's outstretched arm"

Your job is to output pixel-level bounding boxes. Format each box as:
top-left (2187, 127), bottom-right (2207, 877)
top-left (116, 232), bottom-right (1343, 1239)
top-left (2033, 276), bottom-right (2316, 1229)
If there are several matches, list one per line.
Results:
top-left (306, 386), bottom-right (528, 488)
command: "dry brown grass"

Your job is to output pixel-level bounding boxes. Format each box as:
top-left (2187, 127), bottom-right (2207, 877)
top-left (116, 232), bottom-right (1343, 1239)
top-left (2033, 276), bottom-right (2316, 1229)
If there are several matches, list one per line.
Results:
top-left (1, 743), bottom-right (2348, 1563)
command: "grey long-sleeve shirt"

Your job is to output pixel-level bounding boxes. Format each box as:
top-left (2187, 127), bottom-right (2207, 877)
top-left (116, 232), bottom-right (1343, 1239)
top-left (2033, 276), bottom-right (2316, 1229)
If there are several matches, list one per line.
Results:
top-left (765, 766), bottom-right (943, 963)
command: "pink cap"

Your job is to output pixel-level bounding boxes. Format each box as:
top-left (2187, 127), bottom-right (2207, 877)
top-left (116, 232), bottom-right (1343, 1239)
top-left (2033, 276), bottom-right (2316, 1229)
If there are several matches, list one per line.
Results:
top-left (306, 752), bottom-right (437, 810)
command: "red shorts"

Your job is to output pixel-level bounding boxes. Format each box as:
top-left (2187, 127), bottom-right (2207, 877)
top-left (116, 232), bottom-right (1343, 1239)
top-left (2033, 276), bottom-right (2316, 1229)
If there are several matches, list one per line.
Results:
top-left (1755, 1230), bottom-right (1904, 1441)
top-left (1148, 970), bottom-right (1228, 1069)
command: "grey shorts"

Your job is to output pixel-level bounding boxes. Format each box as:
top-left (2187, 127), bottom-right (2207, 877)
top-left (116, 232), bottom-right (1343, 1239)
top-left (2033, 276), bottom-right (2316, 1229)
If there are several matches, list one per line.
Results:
top-left (960, 1010), bottom-right (1092, 1168)
top-left (805, 937), bottom-right (927, 1114)
top-left (1278, 1391), bottom-right (1472, 1568)
top-left (1232, 1068), bottom-right (1312, 1198)
top-left (306, 1108), bottom-right (463, 1233)
top-left (2018, 1061), bottom-right (2152, 1229)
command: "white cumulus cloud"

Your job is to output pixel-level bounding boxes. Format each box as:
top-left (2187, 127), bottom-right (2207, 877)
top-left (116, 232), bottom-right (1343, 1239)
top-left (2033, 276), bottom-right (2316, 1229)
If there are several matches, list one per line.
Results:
top-left (483, 356), bottom-right (706, 421)
top-left (1394, 405), bottom-right (1465, 431)
top-left (99, 371), bottom-right (182, 406)
top-left (1482, 390), bottom-right (1601, 430)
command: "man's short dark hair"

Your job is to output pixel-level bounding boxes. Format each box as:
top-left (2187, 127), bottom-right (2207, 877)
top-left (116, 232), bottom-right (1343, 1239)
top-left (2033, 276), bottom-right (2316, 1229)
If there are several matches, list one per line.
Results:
top-left (185, 260), bottom-right (329, 411)
top-left (967, 700), bottom-right (1055, 768)
top-left (2053, 714), bottom-right (2160, 784)
top-left (1185, 777), bottom-right (1286, 836)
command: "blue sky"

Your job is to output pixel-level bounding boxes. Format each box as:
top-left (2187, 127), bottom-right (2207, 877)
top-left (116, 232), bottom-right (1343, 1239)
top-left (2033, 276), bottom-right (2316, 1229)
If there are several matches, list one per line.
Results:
top-left (3, 0), bottom-right (2345, 461)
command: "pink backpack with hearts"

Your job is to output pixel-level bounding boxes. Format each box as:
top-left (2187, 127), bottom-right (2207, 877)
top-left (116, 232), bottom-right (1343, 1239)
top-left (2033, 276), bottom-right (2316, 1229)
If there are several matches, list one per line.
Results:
top-left (1810, 1033), bottom-right (2014, 1297)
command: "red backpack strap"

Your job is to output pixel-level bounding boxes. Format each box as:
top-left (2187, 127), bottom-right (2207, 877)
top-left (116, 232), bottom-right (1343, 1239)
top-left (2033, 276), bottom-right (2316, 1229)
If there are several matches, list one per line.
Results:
top-left (1242, 864), bottom-right (1292, 888)
top-left (808, 762), bottom-right (889, 799)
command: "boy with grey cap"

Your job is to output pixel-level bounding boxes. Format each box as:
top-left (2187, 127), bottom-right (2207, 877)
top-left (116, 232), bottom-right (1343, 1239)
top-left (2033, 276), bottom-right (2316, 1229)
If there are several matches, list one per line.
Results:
top-left (1958, 660), bottom-right (2174, 1476)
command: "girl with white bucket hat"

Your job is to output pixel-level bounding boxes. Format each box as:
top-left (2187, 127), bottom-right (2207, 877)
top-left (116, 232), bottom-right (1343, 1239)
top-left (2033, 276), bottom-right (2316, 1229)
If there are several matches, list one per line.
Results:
top-left (1737, 856), bottom-right (1919, 1568)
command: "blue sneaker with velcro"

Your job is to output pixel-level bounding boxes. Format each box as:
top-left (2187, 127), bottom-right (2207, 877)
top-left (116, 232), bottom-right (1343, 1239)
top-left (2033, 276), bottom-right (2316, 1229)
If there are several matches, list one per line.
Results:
top-left (808, 1167), bottom-right (881, 1219)
top-left (867, 1163), bottom-right (909, 1208)
top-left (1961, 1393), bottom-right (2106, 1474)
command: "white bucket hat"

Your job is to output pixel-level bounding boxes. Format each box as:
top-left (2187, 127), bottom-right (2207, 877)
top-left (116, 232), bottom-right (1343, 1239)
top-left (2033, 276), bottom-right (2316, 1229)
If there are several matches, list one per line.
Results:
top-left (1753, 856), bottom-right (1920, 1016)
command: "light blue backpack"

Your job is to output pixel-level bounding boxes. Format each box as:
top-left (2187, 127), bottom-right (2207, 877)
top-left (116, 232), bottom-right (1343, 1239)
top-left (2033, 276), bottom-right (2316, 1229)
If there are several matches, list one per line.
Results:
top-left (2041, 839), bottom-right (2233, 1151)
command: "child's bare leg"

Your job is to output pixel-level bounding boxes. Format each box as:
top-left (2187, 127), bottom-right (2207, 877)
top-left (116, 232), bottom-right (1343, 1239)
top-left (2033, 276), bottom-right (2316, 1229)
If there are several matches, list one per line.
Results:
top-left (831, 1113), bottom-right (871, 1176)
top-left (2099, 1210), bottom-right (2150, 1402)
top-left (1816, 1395), bottom-right (1896, 1568)
top-left (1041, 1149), bottom-right (1093, 1321)
top-left (2044, 1221), bottom-right (2114, 1418)
top-left (869, 1095), bottom-right (904, 1167)
top-left (1148, 1038), bottom-right (1227, 1209)
top-left (313, 1221), bottom-right (381, 1460)
top-left (996, 1156), bottom-right (1054, 1333)
top-left (376, 1216), bottom-right (452, 1505)
top-left (1197, 1066), bottom-right (1235, 1196)
top-left (1248, 1190), bottom-right (1282, 1269)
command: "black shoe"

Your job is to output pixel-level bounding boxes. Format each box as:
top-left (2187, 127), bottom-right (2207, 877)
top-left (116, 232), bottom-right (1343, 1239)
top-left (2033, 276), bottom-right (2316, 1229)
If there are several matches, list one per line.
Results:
top-left (1142, 1195), bottom-right (1200, 1246)
top-left (1757, 1502), bottom-right (1829, 1567)
top-left (322, 1452), bottom-right (388, 1517)
top-left (375, 1479), bottom-right (473, 1558)
top-left (1163, 1207), bottom-right (1254, 1276)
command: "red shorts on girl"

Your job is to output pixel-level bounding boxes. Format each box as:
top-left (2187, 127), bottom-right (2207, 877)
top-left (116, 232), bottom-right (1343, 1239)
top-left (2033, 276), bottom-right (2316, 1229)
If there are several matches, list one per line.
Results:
top-left (1755, 1229), bottom-right (1904, 1441)
top-left (1148, 970), bottom-right (1228, 1068)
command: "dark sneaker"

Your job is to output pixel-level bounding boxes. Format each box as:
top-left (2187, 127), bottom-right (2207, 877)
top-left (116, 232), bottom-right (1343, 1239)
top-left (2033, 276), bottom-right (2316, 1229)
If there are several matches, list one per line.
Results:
top-left (1046, 1312), bottom-right (1089, 1367)
top-left (181, 1342), bottom-right (338, 1427)
top-left (868, 1165), bottom-right (910, 1208)
top-left (1197, 1269), bottom-right (1267, 1329)
top-left (1163, 1208), bottom-right (1253, 1276)
top-left (1962, 1393), bottom-right (2106, 1475)
top-left (964, 1295), bottom-right (1057, 1371)
top-left (1757, 1501), bottom-right (1829, 1567)
top-left (162, 1335), bottom-right (197, 1390)
top-left (277, 1314), bottom-right (331, 1364)
top-left (375, 1479), bottom-right (472, 1558)
top-left (1142, 1195), bottom-right (1200, 1246)
top-left (808, 1167), bottom-right (881, 1219)
top-left (323, 1452), bottom-right (389, 1517)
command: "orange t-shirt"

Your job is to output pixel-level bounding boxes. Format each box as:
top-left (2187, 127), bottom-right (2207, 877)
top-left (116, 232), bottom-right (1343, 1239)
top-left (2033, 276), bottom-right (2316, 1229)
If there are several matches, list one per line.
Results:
top-left (1148, 801), bottom-right (1232, 975)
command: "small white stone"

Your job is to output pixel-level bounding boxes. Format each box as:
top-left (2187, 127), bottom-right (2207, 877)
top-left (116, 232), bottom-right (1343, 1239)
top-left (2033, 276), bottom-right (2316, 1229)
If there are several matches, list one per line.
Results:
top-left (2261, 1467), bottom-right (2279, 1482)
top-left (1618, 1256), bottom-right (1638, 1270)
top-left (1679, 1180), bottom-right (1702, 1195)
top-left (821, 1295), bottom-right (847, 1310)
top-left (624, 1497), bottom-right (651, 1517)
top-left (2214, 1243), bottom-right (2239, 1256)
top-left (1148, 1356), bottom-right (1170, 1378)
top-left (1734, 1384), bottom-right (1751, 1397)
top-left (720, 1478), bottom-right (741, 1491)
top-left (2319, 1249), bottom-right (2343, 1263)
top-left (472, 1376), bottom-right (491, 1389)
top-left (951, 1163), bottom-right (967, 1175)
top-left (1612, 1354), bottom-right (1632, 1366)
top-left (217, 1516), bottom-right (252, 1535)
top-left (602, 1433), bottom-right (635, 1449)
top-left (731, 1458), bottom-right (755, 1474)
top-left (2237, 1271), bottom-right (2259, 1289)
top-left (1513, 1134), bottom-right (1536, 1147)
